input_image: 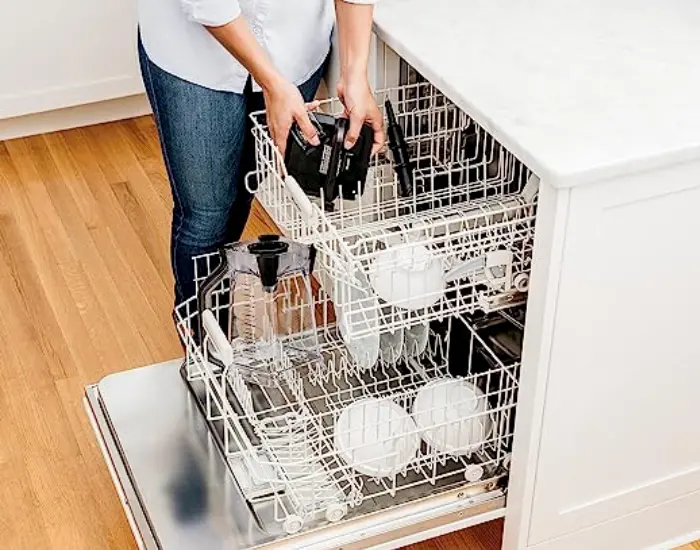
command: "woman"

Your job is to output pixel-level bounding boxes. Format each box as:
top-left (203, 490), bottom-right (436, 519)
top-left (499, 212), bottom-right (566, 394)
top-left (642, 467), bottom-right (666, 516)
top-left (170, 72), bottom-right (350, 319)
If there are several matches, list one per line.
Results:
top-left (138, 0), bottom-right (385, 308)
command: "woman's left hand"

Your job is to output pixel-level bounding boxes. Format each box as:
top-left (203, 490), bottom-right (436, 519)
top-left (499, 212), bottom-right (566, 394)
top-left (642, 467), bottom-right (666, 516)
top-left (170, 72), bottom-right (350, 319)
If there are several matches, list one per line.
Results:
top-left (337, 77), bottom-right (385, 154)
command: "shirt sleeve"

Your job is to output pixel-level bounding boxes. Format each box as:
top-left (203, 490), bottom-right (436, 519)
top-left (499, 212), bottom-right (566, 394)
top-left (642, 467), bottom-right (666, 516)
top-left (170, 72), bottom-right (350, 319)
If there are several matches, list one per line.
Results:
top-left (180, 0), bottom-right (242, 27)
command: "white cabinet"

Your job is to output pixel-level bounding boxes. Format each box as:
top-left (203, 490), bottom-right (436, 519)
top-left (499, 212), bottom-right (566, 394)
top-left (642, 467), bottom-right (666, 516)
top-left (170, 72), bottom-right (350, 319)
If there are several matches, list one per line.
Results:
top-left (505, 159), bottom-right (700, 550)
top-left (0, 0), bottom-right (142, 120)
top-left (369, 26), bottom-right (700, 550)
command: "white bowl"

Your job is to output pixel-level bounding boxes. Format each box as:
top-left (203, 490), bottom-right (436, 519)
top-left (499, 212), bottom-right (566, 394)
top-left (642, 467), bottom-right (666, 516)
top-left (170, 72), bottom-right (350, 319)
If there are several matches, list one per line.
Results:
top-left (412, 378), bottom-right (492, 456)
top-left (369, 244), bottom-right (445, 310)
top-left (334, 398), bottom-right (420, 478)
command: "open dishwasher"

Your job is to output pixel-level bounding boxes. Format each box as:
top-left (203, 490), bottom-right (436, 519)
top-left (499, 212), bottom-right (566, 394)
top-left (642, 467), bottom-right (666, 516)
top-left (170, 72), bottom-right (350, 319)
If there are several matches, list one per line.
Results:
top-left (85, 57), bottom-right (539, 550)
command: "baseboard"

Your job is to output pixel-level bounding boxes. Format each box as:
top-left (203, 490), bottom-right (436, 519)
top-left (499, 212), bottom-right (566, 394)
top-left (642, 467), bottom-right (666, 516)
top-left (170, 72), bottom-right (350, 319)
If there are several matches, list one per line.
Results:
top-left (0, 94), bottom-right (152, 141)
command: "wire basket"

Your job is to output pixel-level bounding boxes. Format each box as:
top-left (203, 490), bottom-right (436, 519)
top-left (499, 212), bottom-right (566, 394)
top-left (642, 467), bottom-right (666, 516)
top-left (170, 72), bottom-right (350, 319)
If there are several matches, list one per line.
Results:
top-left (175, 259), bottom-right (521, 535)
top-left (248, 82), bottom-right (539, 339)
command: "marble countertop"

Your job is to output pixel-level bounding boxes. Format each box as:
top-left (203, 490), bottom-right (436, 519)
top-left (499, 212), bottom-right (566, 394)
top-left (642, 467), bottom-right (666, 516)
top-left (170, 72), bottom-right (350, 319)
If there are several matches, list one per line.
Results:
top-left (374, 0), bottom-right (700, 186)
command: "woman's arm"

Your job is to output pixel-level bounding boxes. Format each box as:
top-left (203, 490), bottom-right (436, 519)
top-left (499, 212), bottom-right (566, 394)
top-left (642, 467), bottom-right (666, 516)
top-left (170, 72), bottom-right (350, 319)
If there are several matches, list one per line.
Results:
top-left (181, 0), bottom-right (320, 152)
top-left (207, 19), bottom-right (320, 152)
top-left (334, 0), bottom-right (385, 153)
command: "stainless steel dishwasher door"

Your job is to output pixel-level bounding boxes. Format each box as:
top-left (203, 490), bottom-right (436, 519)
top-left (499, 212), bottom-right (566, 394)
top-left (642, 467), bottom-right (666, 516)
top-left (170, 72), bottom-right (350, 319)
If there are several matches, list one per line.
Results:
top-left (85, 359), bottom-right (506, 550)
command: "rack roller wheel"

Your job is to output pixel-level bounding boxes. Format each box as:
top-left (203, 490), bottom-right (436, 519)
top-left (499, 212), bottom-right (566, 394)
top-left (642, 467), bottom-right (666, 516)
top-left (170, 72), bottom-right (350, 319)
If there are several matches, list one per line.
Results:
top-left (283, 515), bottom-right (304, 534)
top-left (464, 464), bottom-right (485, 483)
top-left (325, 503), bottom-right (347, 523)
top-left (513, 272), bottom-right (530, 292)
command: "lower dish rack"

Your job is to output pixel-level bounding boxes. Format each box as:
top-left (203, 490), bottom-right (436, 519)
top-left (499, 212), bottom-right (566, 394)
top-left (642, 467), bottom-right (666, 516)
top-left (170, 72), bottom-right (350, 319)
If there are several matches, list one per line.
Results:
top-left (175, 274), bottom-right (521, 536)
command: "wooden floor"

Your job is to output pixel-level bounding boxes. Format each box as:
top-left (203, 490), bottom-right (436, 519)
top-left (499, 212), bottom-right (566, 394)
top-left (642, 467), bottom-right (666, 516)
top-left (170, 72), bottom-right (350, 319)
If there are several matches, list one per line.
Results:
top-left (0, 117), bottom-right (695, 550)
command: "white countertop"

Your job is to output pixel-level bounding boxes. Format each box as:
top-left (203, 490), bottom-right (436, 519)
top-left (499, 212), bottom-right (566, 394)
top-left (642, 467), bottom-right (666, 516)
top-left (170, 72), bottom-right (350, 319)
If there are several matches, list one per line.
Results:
top-left (374, 0), bottom-right (700, 186)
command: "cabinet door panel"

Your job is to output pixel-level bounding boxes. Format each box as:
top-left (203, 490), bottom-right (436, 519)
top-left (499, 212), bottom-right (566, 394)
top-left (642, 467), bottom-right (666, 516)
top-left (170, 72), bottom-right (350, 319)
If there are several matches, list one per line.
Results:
top-left (0, 0), bottom-right (141, 119)
top-left (528, 161), bottom-right (700, 545)
top-left (531, 489), bottom-right (700, 550)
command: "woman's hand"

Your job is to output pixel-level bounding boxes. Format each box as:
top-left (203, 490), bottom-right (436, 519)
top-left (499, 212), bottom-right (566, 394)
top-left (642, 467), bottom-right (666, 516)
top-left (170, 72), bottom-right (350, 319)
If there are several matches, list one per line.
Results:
top-left (262, 75), bottom-right (320, 155)
top-left (334, 0), bottom-right (383, 154)
top-left (337, 76), bottom-right (385, 155)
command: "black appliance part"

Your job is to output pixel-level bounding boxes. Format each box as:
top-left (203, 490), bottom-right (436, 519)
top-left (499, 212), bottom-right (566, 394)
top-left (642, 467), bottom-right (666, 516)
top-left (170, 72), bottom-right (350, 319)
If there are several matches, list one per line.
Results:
top-left (385, 99), bottom-right (417, 198)
top-left (284, 112), bottom-right (373, 211)
top-left (247, 234), bottom-right (290, 291)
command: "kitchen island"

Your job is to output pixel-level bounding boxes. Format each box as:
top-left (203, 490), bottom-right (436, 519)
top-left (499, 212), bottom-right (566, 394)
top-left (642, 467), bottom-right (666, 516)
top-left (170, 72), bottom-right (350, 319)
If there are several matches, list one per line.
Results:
top-left (367, 0), bottom-right (700, 549)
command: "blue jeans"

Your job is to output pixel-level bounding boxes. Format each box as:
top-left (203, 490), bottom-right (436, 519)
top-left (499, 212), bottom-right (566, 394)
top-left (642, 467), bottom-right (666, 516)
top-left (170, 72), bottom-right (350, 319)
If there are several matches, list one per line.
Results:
top-left (138, 36), bottom-right (326, 306)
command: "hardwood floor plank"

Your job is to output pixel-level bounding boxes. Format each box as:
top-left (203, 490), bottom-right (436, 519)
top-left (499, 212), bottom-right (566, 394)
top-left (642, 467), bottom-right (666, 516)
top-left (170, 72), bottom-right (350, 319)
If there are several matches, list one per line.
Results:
top-left (25, 452), bottom-right (111, 550)
top-left (0, 207), bottom-right (73, 382)
top-left (80, 124), bottom-right (128, 185)
top-left (119, 122), bottom-right (174, 209)
top-left (90, 122), bottom-right (171, 250)
top-left (405, 519), bottom-right (503, 550)
top-left (3, 137), bottom-right (116, 380)
top-left (0, 147), bottom-right (79, 381)
top-left (0, 378), bottom-right (18, 466)
top-left (59, 127), bottom-right (180, 360)
top-left (110, 178), bottom-right (173, 287)
top-left (88, 223), bottom-right (180, 361)
top-left (121, 117), bottom-right (169, 180)
top-left (19, 135), bottom-right (135, 377)
top-left (0, 460), bottom-right (52, 550)
top-left (43, 133), bottom-right (154, 369)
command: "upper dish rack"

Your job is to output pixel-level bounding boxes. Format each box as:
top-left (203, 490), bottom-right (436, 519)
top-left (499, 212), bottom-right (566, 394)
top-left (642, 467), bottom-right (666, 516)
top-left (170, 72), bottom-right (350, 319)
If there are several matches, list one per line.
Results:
top-left (249, 82), bottom-right (539, 339)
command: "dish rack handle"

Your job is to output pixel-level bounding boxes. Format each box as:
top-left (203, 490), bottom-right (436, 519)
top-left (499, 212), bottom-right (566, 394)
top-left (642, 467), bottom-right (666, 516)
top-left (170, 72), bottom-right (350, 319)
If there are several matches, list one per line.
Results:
top-left (284, 175), bottom-right (317, 226)
top-left (202, 310), bottom-right (234, 365)
top-left (196, 249), bottom-right (229, 343)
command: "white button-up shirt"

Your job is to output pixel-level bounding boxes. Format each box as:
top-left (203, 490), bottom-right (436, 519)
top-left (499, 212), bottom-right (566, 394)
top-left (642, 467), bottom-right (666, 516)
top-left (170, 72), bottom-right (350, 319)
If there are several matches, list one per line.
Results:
top-left (139, 0), bottom-right (377, 93)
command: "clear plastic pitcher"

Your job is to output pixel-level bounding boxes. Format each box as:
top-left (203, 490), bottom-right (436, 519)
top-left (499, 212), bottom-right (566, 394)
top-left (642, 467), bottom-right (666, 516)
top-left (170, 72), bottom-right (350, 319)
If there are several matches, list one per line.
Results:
top-left (197, 235), bottom-right (322, 386)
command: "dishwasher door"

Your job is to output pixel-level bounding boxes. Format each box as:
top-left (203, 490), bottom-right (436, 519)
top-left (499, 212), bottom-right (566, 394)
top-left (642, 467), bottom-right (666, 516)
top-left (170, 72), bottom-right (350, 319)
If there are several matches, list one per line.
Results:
top-left (85, 359), bottom-right (506, 550)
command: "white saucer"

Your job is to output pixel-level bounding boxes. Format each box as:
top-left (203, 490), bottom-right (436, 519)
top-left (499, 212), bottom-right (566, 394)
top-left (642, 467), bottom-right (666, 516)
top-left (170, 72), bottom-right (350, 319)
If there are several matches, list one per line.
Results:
top-left (369, 244), bottom-right (445, 310)
top-left (334, 398), bottom-right (420, 478)
top-left (412, 378), bottom-right (492, 456)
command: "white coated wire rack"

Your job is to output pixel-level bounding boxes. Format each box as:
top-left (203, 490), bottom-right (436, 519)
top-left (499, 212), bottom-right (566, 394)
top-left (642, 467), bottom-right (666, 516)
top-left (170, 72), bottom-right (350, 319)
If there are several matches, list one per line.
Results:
top-left (248, 82), bottom-right (539, 339)
top-left (175, 257), bottom-right (520, 535)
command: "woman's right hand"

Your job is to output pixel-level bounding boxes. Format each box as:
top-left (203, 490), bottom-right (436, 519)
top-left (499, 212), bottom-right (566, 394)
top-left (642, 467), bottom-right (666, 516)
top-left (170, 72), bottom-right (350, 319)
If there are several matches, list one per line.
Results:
top-left (262, 75), bottom-right (320, 155)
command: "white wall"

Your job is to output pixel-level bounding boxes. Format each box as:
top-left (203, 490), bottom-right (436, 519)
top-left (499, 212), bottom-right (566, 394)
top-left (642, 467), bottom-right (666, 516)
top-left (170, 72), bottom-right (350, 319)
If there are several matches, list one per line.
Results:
top-left (0, 0), bottom-right (143, 120)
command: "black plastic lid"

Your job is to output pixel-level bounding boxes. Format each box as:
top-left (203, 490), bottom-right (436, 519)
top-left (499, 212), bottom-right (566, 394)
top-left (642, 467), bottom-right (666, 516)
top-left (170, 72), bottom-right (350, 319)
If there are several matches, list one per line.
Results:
top-left (247, 235), bottom-right (289, 290)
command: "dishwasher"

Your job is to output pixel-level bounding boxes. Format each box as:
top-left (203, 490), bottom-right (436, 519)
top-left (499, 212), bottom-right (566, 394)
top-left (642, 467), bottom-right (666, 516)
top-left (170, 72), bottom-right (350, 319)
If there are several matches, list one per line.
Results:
top-left (84, 52), bottom-right (540, 550)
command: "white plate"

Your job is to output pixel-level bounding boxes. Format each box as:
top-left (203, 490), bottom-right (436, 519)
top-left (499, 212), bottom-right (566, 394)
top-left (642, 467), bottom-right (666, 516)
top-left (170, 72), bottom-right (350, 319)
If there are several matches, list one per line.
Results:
top-left (404, 321), bottom-right (429, 357)
top-left (334, 398), bottom-right (420, 478)
top-left (412, 378), bottom-right (492, 456)
top-left (369, 244), bottom-right (445, 310)
top-left (336, 270), bottom-right (380, 370)
top-left (379, 327), bottom-right (404, 363)
top-left (378, 307), bottom-right (404, 363)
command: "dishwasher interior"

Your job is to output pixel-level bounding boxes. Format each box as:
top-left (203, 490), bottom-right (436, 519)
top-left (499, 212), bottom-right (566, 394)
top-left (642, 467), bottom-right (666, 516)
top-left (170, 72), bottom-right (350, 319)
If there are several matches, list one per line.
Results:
top-left (172, 56), bottom-right (539, 540)
top-left (87, 52), bottom-right (540, 550)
